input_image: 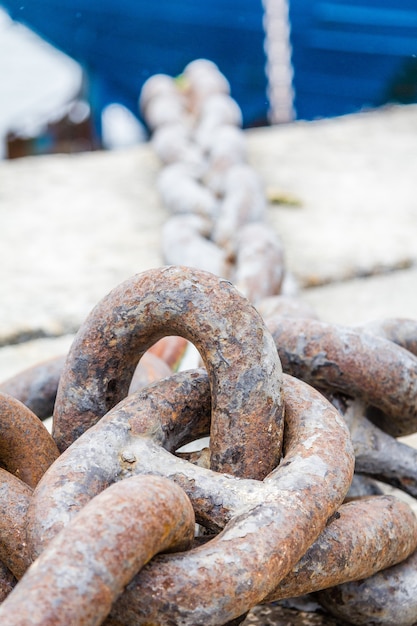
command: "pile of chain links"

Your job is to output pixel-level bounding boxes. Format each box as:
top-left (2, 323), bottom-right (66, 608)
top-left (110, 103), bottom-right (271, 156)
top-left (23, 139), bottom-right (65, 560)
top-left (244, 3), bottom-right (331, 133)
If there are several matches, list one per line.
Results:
top-left (139, 59), bottom-right (288, 305)
top-left (0, 60), bottom-right (417, 626)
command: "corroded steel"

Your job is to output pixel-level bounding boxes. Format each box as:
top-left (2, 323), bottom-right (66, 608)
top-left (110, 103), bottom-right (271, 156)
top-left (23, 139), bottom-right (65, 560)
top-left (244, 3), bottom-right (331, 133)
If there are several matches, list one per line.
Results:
top-left (28, 372), bottom-right (353, 565)
top-left (266, 316), bottom-right (417, 437)
top-left (316, 548), bottom-right (417, 626)
top-left (0, 355), bottom-right (65, 420)
top-left (53, 266), bottom-right (284, 481)
top-left (0, 392), bottom-right (59, 488)
top-left (28, 370), bottom-right (353, 625)
top-left (264, 495), bottom-right (417, 601)
top-left (0, 476), bottom-right (195, 626)
top-left (142, 61), bottom-right (287, 304)
top-left (28, 369), bottom-right (213, 555)
top-left (0, 468), bottom-right (32, 579)
top-left (357, 317), bottom-right (417, 356)
top-left (0, 337), bottom-right (187, 422)
top-left (0, 561), bottom-right (16, 603)
top-left (334, 394), bottom-right (417, 498)
top-left (162, 212), bottom-right (231, 277)
top-left (105, 374), bottom-right (353, 625)
top-left (232, 222), bottom-right (284, 303)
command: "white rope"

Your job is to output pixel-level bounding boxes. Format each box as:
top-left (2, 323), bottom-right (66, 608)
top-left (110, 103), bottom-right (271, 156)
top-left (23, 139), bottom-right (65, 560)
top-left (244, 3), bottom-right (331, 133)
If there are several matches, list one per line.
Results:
top-left (262, 0), bottom-right (296, 124)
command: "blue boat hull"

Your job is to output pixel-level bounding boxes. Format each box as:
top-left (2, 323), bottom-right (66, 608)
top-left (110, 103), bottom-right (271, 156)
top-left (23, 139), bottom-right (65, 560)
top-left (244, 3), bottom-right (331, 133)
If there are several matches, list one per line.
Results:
top-left (1, 0), bottom-right (268, 128)
top-left (289, 0), bottom-right (417, 119)
top-left (2, 0), bottom-right (417, 128)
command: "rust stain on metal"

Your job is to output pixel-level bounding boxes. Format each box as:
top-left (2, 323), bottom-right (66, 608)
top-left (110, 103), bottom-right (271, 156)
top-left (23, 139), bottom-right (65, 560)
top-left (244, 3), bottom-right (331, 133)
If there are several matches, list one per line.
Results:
top-left (265, 495), bottom-right (417, 601)
top-left (0, 561), bottom-right (16, 602)
top-left (2, 58), bottom-right (417, 626)
top-left (0, 468), bottom-right (32, 579)
top-left (53, 266), bottom-right (284, 481)
top-left (334, 394), bottom-right (417, 499)
top-left (0, 355), bottom-right (65, 420)
top-left (357, 317), bottom-right (417, 357)
top-left (29, 368), bottom-right (353, 624)
top-left (266, 317), bottom-right (417, 437)
top-left (0, 273), bottom-right (416, 624)
top-left (0, 476), bottom-right (195, 626)
top-left (0, 392), bottom-right (59, 488)
top-left (316, 547), bottom-right (417, 626)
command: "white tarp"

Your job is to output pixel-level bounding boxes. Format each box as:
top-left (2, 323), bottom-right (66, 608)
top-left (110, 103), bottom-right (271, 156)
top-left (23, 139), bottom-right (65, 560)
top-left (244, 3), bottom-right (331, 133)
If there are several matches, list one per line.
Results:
top-left (0, 9), bottom-right (82, 156)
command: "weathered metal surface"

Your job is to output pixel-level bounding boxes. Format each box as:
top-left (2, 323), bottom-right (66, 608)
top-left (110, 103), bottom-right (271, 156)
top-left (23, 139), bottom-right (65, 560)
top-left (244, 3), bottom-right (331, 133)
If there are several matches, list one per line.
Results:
top-left (0, 561), bottom-right (16, 603)
top-left (0, 392), bottom-right (59, 488)
top-left (266, 317), bottom-right (417, 437)
top-left (158, 162), bottom-right (219, 220)
top-left (0, 338), bottom-right (187, 422)
top-left (211, 163), bottom-right (266, 251)
top-left (143, 62), bottom-right (290, 307)
top-left (0, 475), bottom-right (195, 626)
top-left (162, 213), bottom-right (232, 278)
top-left (265, 495), bottom-right (417, 601)
top-left (1, 298), bottom-right (416, 625)
top-left (28, 370), bottom-right (353, 549)
top-left (26, 371), bottom-right (353, 623)
top-left (102, 375), bottom-right (354, 625)
top-left (345, 473), bottom-right (384, 499)
top-left (1, 60), bottom-right (417, 626)
top-left (53, 266), bottom-right (284, 482)
top-left (0, 468), bottom-right (32, 580)
top-left (334, 394), bottom-right (417, 498)
top-left (0, 355), bottom-right (65, 420)
top-left (316, 548), bottom-right (417, 626)
top-left (28, 370), bottom-right (213, 554)
top-left (357, 317), bottom-right (417, 356)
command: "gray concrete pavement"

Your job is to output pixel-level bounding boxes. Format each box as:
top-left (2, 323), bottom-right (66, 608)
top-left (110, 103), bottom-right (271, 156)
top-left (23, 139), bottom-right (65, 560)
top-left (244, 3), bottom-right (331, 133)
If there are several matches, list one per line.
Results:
top-left (1, 103), bottom-right (417, 377)
top-left (251, 104), bottom-right (417, 286)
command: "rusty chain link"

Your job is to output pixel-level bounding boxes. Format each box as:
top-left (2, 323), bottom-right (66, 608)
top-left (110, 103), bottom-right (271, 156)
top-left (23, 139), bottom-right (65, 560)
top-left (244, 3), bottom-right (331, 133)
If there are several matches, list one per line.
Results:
top-left (52, 265), bottom-right (284, 481)
top-left (316, 548), bottom-right (417, 626)
top-left (0, 60), bottom-right (416, 626)
top-left (0, 392), bottom-right (59, 488)
top-left (0, 475), bottom-right (195, 626)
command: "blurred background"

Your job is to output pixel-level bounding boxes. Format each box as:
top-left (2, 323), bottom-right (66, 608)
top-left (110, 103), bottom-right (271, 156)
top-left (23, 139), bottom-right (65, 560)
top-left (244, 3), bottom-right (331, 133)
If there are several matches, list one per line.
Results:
top-left (1, 0), bottom-right (417, 159)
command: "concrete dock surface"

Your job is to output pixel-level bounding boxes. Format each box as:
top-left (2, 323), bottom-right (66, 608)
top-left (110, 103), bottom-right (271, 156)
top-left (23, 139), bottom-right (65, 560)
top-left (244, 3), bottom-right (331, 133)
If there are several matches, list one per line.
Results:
top-left (2, 103), bottom-right (417, 374)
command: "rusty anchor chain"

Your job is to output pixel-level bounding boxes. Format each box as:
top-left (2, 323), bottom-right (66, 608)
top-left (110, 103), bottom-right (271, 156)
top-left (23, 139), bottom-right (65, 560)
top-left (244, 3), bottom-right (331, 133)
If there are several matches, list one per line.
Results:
top-left (0, 475), bottom-right (195, 626)
top-left (139, 59), bottom-right (288, 302)
top-left (0, 336), bottom-right (188, 423)
top-left (0, 356), bottom-right (66, 421)
top-left (52, 265), bottom-right (284, 481)
top-left (0, 60), bottom-right (417, 626)
top-left (1, 267), bottom-right (417, 625)
top-left (0, 392), bottom-right (59, 488)
top-left (26, 368), bottom-right (354, 624)
top-left (1, 273), bottom-right (417, 625)
top-left (0, 468), bottom-right (32, 580)
top-left (316, 548), bottom-right (417, 626)
top-left (265, 495), bottom-right (417, 603)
